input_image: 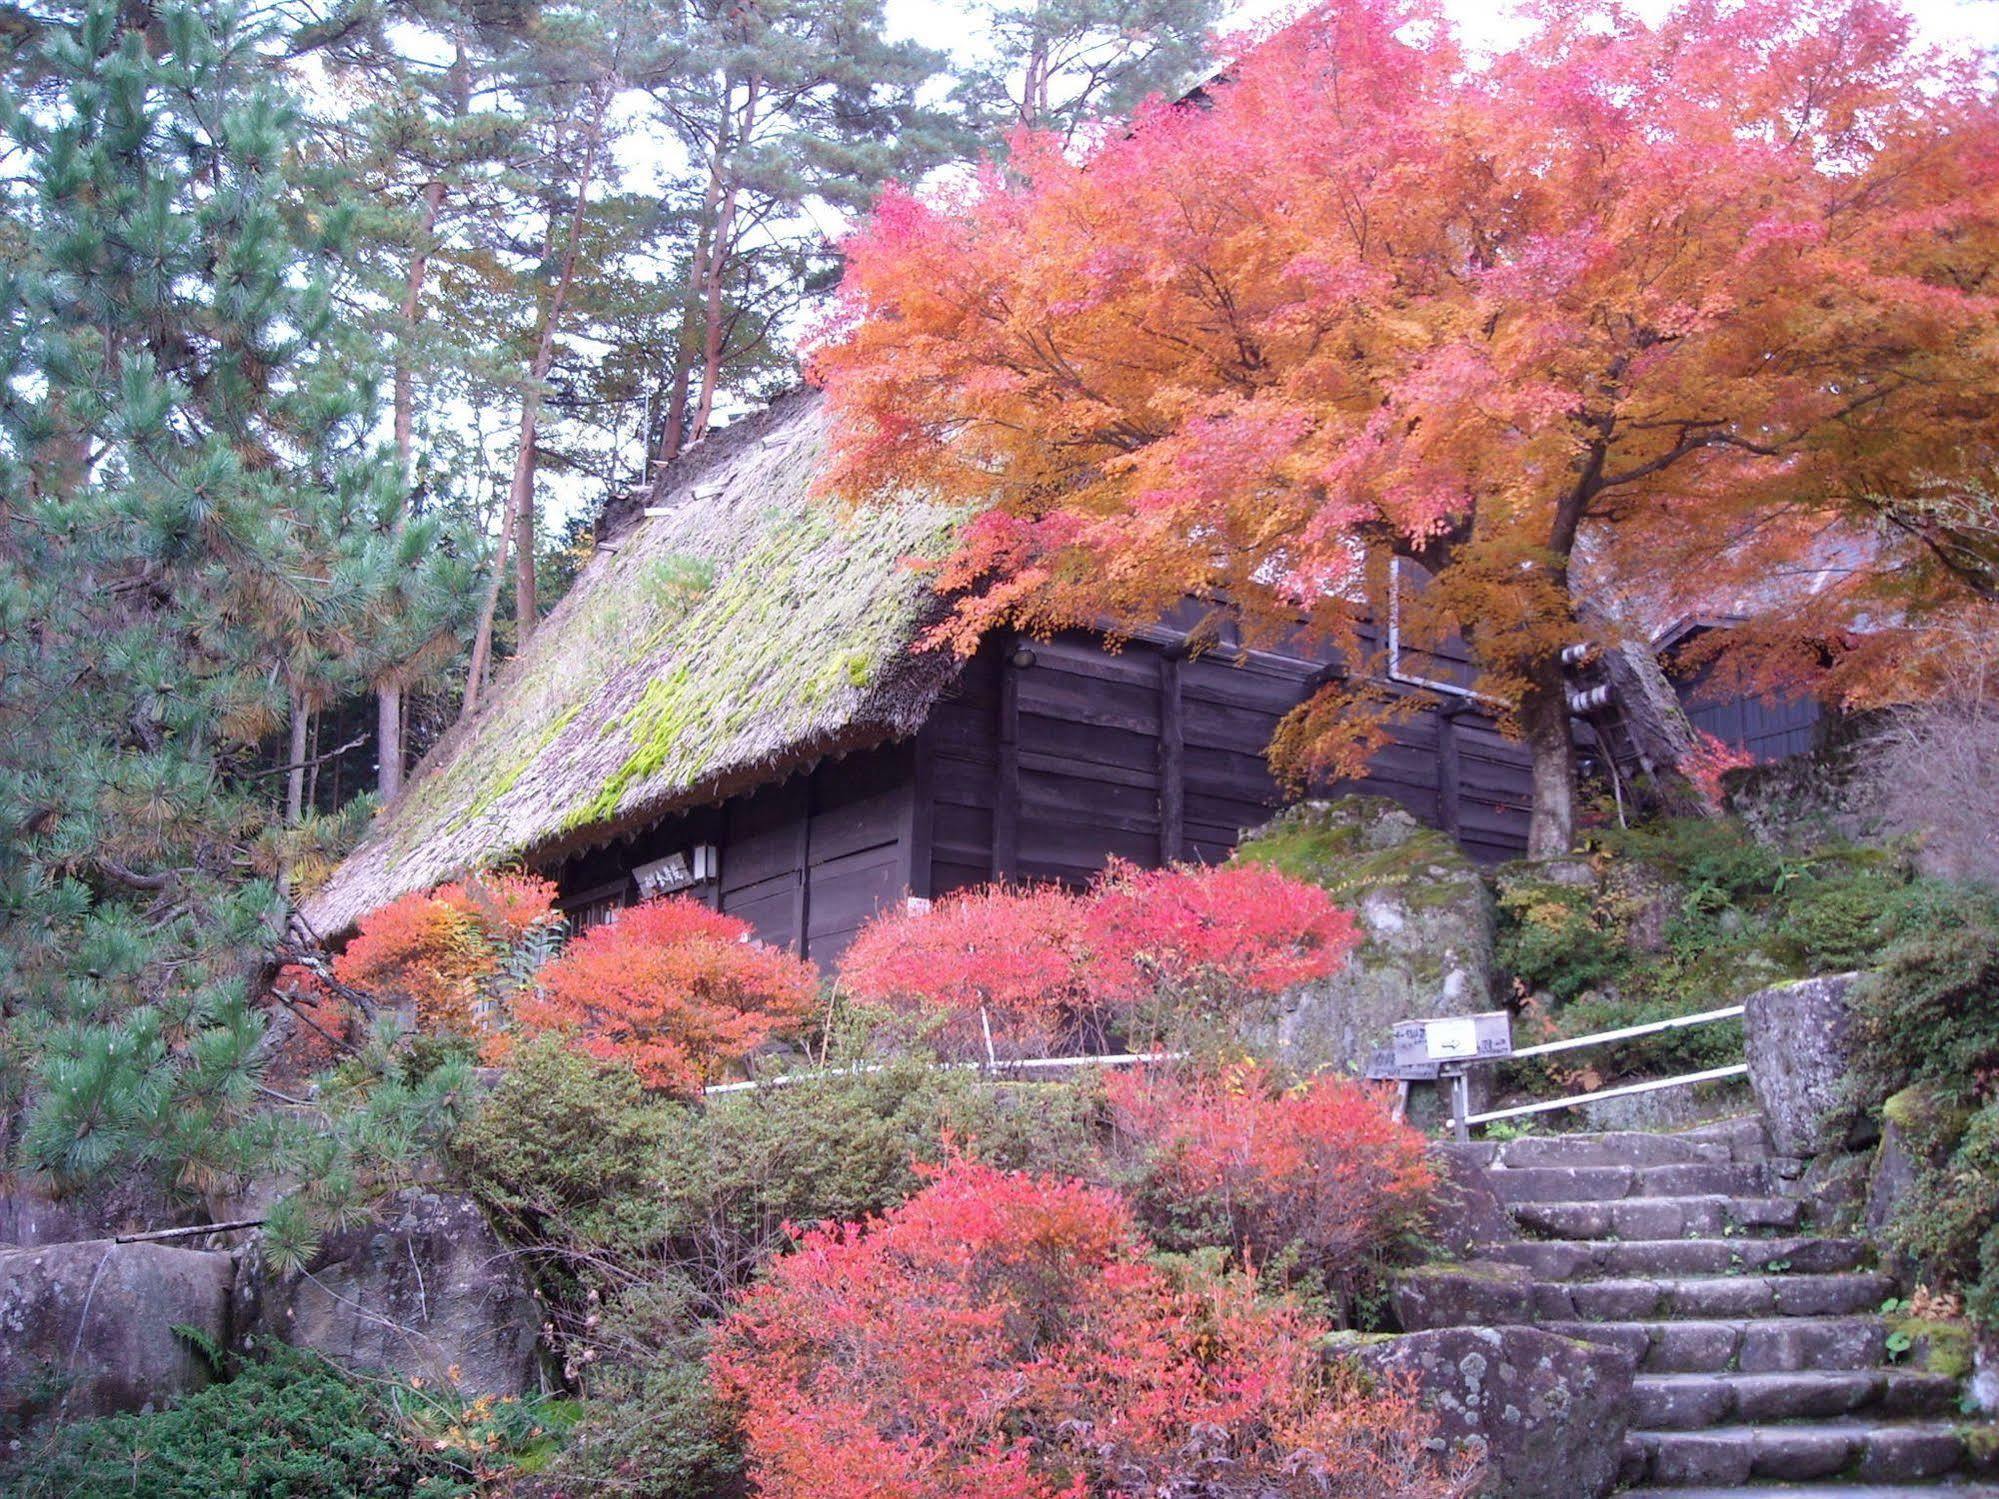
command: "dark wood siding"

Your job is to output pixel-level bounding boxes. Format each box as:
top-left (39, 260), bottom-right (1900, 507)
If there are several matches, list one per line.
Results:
top-left (1680, 667), bottom-right (1823, 762)
top-left (554, 619), bottom-right (1538, 971)
top-left (920, 625), bottom-right (1535, 897)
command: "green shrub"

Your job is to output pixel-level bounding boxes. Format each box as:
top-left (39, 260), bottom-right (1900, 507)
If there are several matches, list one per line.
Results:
top-left (1851, 909), bottom-right (1999, 1104)
top-left (648, 1059), bottom-right (1104, 1307)
top-left (1848, 901), bottom-right (1999, 1328)
top-left (1595, 817), bottom-right (1786, 905)
top-left (450, 1035), bottom-right (676, 1257)
top-left (535, 1280), bottom-right (740, 1499)
top-left (6, 1341), bottom-right (473, 1497)
top-left (1494, 875), bottom-right (1626, 1003)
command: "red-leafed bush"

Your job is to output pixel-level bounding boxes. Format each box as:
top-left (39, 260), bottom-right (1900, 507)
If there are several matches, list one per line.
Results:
top-left (1092, 859), bottom-right (1361, 1013)
top-left (511, 897), bottom-right (818, 1096)
top-left (335, 873), bottom-right (560, 1037)
top-left (1106, 1064), bottom-right (1436, 1310)
top-left (1681, 729), bottom-right (1758, 807)
top-left (839, 861), bottom-right (1357, 1057)
top-left (710, 1156), bottom-right (1463, 1499)
top-left (837, 884), bottom-right (1109, 1056)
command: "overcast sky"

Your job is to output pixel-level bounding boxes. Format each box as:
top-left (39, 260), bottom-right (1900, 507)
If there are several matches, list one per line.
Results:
top-left (883, 0), bottom-right (1999, 71)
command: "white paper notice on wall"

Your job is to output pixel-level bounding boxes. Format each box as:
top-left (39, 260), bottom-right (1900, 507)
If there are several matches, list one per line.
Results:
top-left (1424, 1016), bottom-right (1480, 1060)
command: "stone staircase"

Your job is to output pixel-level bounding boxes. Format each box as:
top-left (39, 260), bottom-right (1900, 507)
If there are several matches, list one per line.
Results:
top-left (1460, 1116), bottom-right (1998, 1497)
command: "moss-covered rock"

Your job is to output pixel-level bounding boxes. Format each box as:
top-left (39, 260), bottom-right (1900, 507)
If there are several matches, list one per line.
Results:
top-left (1236, 797), bottom-right (1494, 1075)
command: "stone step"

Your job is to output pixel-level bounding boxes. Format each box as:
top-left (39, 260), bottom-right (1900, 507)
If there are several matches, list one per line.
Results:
top-left (1487, 1162), bottom-right (1771, 1204)
top-left (1624, 1421), bottom-right (1986, 1488)
top-left (1487, 1130), bottom-right (1738, 1169)
top-left (1513, 1193), bottom-right (1803, 1239)
top-left (1633, 1370), bottom-right (1964, 1430)
top-left (1541, 1315), bottom-right (1888, 1373)
top-left (1532, 1271), bottom-right (1898, 1322)
top-left (1485, 1236), bottom-right (1874, 1279)
top-left (1675, 1114), bottom-right (1776, 1162)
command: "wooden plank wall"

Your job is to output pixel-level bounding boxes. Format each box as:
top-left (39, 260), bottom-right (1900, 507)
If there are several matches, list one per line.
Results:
top-left (554, 621), bottom-right (1537, 967)
top-left (553, 740), bottom-right (914, 968)
top-left (1678, 663), bottom-right (1823, 763)
top-left (918, 626), bottom-right (1534, 897)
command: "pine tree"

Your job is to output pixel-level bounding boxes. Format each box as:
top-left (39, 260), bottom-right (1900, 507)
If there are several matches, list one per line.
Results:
top-left (0, 0), bottom-right (416, 1185)
top-left (950, 0), bottom-right (1221, 146)
top-left (636, 0), bottom-right (953, 480)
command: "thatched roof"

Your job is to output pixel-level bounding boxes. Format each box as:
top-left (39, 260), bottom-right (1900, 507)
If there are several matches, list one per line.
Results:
top-left (302, 391), bottom-right (960, 936)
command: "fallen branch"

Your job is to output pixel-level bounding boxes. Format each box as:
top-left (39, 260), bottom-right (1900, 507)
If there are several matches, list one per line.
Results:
top-left (114, 1217), bottom-right (266, 1244)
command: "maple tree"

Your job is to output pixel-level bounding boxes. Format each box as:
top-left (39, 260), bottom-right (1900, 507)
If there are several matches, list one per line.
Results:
top-left (709, 1155), bottom-right (1466, 1499)
top-left (838, 860), bottom-right (1356, 1056)
top-left (335, 873), bottom-right (562, 1037)
top-left (511, 897), bottom-right (818, 1094)
top-left (812, 0), bottom-right (1999, 858)
top-left (1105, 1064), bottom-right (1435, 1307)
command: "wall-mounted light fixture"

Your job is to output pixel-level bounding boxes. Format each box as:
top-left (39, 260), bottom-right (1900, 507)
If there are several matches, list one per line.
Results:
top-left (1009, 643), bottom-right (1037, 670)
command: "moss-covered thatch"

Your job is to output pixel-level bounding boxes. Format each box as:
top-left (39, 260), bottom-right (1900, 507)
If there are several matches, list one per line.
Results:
top-left (303, 392), bottom-right (959, 936)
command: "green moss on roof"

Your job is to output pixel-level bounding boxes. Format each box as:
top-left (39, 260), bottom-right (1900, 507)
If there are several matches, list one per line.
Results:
top-left (303, 393), bottom-right (961, 936)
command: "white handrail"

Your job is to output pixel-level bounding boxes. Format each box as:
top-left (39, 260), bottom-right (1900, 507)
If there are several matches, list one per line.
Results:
top-left (1506, 1004), bottom-right (1745, 1061)
top-left (1466, 1063), bottom-right (1750, 1125)
top-left (704, 1050), bottom-right (1180, 1097)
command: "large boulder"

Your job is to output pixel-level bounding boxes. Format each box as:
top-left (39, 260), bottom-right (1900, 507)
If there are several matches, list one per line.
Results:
top-left (1743, 973), bottom-right (1862, 1156)
top-left (242, 1189), bottom-right (541, 1398)
top-left (1346, 1324), bottom-right (1635, 1499)
top-left (1237, 797), bottom-right (1494, 1074)
top-left (0, 1239), bottom-right (235, 1429)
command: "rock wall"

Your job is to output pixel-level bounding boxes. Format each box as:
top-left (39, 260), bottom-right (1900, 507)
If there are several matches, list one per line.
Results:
top-left (240, 1189), bottom-right (542, 1399)
top-left (1238, 797), bottom-right (1495, 1078)
top-left (0, 1240), bottom-right (235, 1429)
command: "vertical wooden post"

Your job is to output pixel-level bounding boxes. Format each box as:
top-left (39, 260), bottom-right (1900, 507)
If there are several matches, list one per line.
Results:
top-left (901, 735), bottom-right (934, 900)
top-left (992, 639), bottom-right (1020, 881)
top-left (1158, 649), bottom-right (1184, 864)
top-left (790, 774), bottom-right (812, 959)
top-left (1437, 700), bottom-right (1464, 843)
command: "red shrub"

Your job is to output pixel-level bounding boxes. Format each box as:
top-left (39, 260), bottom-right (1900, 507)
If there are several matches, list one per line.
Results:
top-left (335, 872), bottom-right (560, 1037)
top-left (710, 1156), bottom-right (1461, 1499)
top-left (512, 897), bottom-right (818, 1096)
top-left (1682, 729), bottom-right (1758, 807)
top-left (1092, 859), bottom-right (1360, 1013)
top-left (1106, 1064), bottom-right (1436, 1307)
top-left (839, 861), bottom-right (1358, 1057)
top-left (837, 884), bottom-right (1110, 1055)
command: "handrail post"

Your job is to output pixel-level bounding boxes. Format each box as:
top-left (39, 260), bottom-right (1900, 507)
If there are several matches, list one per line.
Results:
top-left (1447, 1065), bottom-right (1470, 1144)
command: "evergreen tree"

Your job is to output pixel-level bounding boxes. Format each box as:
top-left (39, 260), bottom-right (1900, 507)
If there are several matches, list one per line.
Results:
top-left (636, 0), bottom-right (954, 480)
top-left (950, 0), bottom-right (1221, 147)
top-left (0, 0), bottom-right (423, 1185)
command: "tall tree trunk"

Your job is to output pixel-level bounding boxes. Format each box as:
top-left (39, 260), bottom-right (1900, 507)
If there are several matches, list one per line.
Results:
top-left (652, 95), bottom-right (735, 485)
top-left (461, 495), bottom-right (515, 720)
top-left (1520, 656), bottom-right (1577, 858)
top-left (379, 173), bottom-right (450, 801)
top-left (378, 43), bottom-right (468, 800)
top-left (286, 683), bottom-right (309, 825)
top-left (507, 88), bottom-right (610, 650)
top-left (685, 79), bottom-right (760, 442)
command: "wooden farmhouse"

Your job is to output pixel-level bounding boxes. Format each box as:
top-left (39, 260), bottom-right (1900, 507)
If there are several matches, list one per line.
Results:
top-left (305, 391), bottom-right (1802, 967)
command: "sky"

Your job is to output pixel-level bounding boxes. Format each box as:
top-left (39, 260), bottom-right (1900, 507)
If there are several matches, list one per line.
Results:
top-left (883, 0), bottom-right (1999, 68)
